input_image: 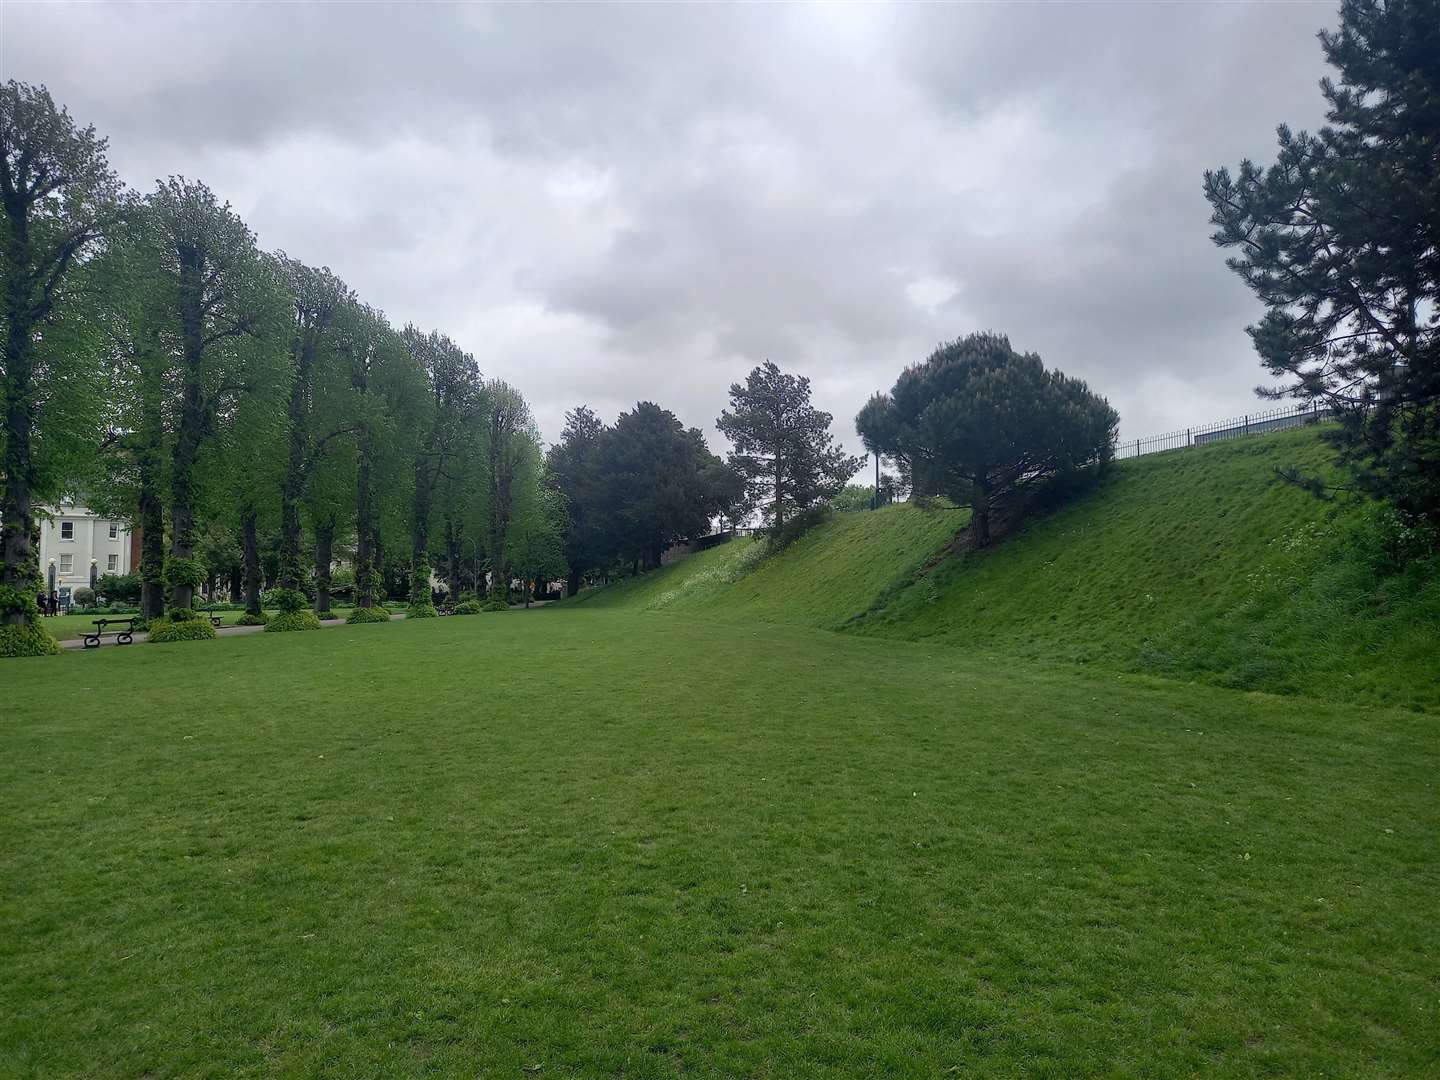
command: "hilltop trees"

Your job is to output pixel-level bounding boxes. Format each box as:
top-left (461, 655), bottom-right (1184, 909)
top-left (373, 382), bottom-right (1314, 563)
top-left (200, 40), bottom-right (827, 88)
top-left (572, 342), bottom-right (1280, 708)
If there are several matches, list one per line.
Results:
top-left (1, 81), bottom-right (123, 654)
top-left (856, 333), bottom-right (1117, 546)
top-left (718, 361), bottom-right (861, 529)
top-left (1205, 0), bottom-right (1440, 534)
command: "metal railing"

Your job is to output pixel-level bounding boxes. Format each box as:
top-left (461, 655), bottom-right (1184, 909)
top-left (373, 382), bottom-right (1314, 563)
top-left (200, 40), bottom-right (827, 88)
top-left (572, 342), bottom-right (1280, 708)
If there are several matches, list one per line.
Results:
top-left (1114, 401), bottom-right (1333, 461)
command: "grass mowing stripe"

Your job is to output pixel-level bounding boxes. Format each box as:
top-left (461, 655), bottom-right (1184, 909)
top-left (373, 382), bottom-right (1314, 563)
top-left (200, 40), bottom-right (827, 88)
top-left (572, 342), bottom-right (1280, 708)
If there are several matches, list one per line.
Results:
top-left (2, 611), bottom-right (1436, 1076)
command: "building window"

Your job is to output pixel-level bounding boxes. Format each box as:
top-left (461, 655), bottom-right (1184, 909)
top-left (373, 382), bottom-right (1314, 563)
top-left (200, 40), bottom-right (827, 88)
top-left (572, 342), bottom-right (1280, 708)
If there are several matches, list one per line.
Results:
top-left (107, 554), bottom-right (119, 572)
top-left (59, 554), bottom-right (73, 574)
top-left (108, 522), bottom-right (118, 540)
top-left (60, 521), bottom-right (74, 541)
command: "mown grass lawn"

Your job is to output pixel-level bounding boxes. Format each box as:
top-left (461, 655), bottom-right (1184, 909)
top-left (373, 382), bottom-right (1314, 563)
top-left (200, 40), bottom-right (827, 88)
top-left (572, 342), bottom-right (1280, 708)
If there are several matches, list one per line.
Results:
top-left (2, 611), bottom-right (1436, 1077)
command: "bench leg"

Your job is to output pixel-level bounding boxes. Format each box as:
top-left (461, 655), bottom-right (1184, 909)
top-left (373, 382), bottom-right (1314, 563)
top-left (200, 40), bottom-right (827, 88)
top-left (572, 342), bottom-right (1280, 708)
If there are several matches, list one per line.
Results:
top-left (83, 635), bottom-right (100, 649)
top-left (117, 633), bottom-right (133, 645)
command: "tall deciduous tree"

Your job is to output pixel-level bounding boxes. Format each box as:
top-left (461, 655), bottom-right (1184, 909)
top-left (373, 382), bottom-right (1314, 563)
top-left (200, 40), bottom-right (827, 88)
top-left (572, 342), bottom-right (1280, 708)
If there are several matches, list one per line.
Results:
top-left (546, 405), bottom-right (606, 596)
top-left (717, 361), bottom-right (861, 530)
top-left (273, 257), bottom-right (355, 609)
top-left (143, 178), bottom-right (280, 611)
top-left (402, 327), bottom-right (480, 611)
top-left (480, 379), bottom-right (536, 600)
top-left (856, 333), bottom-right (1117, 546)
top-left (1, 81), bottom-right (122, 652)
top-left (1204, 0), bottom-right (1440, 532)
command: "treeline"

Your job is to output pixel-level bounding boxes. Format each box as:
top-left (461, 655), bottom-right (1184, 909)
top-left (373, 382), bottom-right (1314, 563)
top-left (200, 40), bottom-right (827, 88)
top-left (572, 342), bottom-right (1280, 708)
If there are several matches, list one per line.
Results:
top-left (1, 81), bottom-right (869, 656)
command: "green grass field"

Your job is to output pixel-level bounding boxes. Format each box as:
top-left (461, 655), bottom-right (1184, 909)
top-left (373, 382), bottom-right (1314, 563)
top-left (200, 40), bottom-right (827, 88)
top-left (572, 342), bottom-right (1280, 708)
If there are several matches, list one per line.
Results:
top-left (3, 611), bottom-right (1437, 1077)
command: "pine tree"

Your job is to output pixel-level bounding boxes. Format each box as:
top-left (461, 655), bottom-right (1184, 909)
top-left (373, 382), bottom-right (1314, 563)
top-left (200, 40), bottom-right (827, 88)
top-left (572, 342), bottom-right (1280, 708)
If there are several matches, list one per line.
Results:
top-left (717, 362), bottom-right (861, 529)
top-left (1204, 0), bottom-right (1440, 532)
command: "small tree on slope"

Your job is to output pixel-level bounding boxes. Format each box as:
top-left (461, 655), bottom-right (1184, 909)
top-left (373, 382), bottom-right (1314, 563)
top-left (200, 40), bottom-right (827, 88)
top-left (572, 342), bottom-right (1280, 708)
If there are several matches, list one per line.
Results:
top-left (856, 333), bottom-right (1117, 547)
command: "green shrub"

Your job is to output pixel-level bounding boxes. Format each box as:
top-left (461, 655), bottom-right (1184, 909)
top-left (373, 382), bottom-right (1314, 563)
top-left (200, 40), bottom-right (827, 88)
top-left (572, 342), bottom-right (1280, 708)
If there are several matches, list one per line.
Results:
top-left (0, 622), bottom-right (60, 658)
top-left (452, 599), bottom-right (483, 615)
top-left (147, 618), bottom-right (217, 644)
top-left (482, 598), bottom-right (511, 612)
top-left (406, 603), bottom-right (439, 619)
top-left (315, 609), bottom-right (335, 621)
top-left (346, 605), bottom-right (391, 624)
top-left (264, 588), bottom-right (309, 614)
top-left (164, 557), bottom-right (207, 589)
top-left (264, 610), bottom-right (323, 633)
top-left (96, 571), bottom-right (142, 605)
top-left (73, 587), bottom-right (96, 608)
top-left (167, 607), bottom-right (198, 623)
top-left (236, 611), bottom-right (269, 626)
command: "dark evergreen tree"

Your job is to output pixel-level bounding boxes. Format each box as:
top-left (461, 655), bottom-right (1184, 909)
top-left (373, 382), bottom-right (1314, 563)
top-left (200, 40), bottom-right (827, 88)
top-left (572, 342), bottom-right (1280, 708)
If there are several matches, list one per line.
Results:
top-left (1204, 0), bottom-right (1440, 532)
top-left (717, 361), bottom-right (861, 529)
top-left (856, 333), bottom-right (1117, 546)
top-left (546, 405), bottom-right (606, 596)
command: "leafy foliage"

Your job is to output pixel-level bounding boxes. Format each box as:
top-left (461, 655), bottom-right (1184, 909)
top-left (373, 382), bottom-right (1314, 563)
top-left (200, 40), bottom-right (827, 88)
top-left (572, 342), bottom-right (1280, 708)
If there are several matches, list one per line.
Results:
top-left (451, 599), bottom-right (483, 615)
top-left (263, 610), bottom-right (322, 633)
top-left (147, 617), bottom-right (217, 643)
top-left (856, 333), bottom-right (1118, 545)
top-left (0, 622), bottom-right (60, 657)
top-left (236, 611), bottom-right (270, 626)
top-left (345, 605), bottom-right (391, 624)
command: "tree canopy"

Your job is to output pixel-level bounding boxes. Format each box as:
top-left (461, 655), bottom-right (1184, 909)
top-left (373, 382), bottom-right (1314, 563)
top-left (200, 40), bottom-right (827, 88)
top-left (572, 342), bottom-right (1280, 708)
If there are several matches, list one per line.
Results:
top-left (1204, 0), bottom-right (1440, 532)
top-left (856, 333), bottom-right (1117, 545)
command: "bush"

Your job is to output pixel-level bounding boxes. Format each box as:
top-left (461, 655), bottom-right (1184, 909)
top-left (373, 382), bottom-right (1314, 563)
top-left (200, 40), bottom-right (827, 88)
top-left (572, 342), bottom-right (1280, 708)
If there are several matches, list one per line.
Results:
top-left (147, 618), bottom-right (217, 644)
top-left (167, 607), bottom-right (198, 623)
top-left (264, 610), bottom-right (322, 633)
top-left (315, 610), bottom-right (336, 621)
top-left (96, 571), bottom-right (142, 605)
top-left (164, 557), bottom-right (207, 589)
top-left (236, 611), bottom-right (269, 626)
top-left (406, 603), bottom-right (439, 619)
top-left (264, 588), bottom-right (309, 614)
top-left (73, 587), bottom-right (96, 608)
top-left (481, 598), bottom-right (511, 612)
top-left (0, 622), bottom-right (60, 658)
top-left (452, 599), bottom-right (483, 615)
top-left (346, 605), bottom-right (391, 624)
top-left (771, 506), bottom-right (831, 550)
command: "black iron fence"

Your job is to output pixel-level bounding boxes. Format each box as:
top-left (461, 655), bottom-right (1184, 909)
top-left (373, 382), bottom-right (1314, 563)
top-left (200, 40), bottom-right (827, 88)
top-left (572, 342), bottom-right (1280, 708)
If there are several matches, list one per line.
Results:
top-left (1114, 401), bottom-right (1333, 461)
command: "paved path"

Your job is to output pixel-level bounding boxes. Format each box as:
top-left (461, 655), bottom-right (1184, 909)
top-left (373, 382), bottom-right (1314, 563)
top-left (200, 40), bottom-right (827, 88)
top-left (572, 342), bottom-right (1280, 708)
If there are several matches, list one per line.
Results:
top-left (59, 612), bottom-right (407, 651)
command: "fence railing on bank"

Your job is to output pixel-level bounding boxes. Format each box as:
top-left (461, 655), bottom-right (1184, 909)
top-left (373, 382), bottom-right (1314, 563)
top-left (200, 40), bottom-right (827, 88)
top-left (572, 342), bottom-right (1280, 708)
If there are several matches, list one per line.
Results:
top-left (1114, 401), bottom-right (1333, 461)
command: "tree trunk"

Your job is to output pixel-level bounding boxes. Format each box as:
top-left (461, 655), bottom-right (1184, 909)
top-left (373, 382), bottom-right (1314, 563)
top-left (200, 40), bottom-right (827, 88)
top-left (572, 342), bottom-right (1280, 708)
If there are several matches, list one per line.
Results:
top-left (972, 479), bottom-right (992, 547)
top-left (1, 311), bottom-right (38, 628)
top-left (313, 519), bottom-right (334, 614)
top-left (411, 449), bottom-right (433, 607)
top-left (444, 515), bottom-right (462, 600)
top-left (241, 507), bottom-right (262, 616)
top-left (566, 569), bottom-right (582, 597)
top-left (354, 432), bottom-right (377, 607)
top-left (167, 247), bottom-right (209, 611)
top-left (228, 562), bottom-right (242, 604)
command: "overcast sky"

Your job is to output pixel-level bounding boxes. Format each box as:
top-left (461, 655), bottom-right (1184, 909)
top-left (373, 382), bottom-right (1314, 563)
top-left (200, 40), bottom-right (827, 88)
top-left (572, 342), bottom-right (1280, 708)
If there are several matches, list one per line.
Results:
top-left (5, 1), bottom-right (1336, 457)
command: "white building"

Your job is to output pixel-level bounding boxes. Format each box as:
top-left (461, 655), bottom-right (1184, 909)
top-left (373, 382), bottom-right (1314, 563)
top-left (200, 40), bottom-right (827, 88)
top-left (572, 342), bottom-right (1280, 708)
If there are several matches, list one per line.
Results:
top-left (36, 505), bottom-right (135, 608)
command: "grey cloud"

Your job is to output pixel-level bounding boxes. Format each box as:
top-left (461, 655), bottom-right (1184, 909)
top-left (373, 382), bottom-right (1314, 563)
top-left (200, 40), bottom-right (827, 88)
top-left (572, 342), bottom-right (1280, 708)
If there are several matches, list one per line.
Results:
top-left (3, 0), bottom-right (1341, 451)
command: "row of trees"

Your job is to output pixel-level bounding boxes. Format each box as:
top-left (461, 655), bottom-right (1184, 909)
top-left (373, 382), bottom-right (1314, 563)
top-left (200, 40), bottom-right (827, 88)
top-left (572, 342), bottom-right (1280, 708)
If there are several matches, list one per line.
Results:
top-left (1, 80), bottom-right (566, 654)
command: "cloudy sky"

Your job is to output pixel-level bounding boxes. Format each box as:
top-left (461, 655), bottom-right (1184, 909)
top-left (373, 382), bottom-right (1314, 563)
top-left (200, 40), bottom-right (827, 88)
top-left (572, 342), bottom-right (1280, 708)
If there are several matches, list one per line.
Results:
top-left (5, 1), bottom-right (1335, 455)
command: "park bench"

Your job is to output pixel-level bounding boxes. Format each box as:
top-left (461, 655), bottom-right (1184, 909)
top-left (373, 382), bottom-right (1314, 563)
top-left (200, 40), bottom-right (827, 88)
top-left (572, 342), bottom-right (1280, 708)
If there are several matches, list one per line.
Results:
top-left (84, 617), bottom-right (137, 648)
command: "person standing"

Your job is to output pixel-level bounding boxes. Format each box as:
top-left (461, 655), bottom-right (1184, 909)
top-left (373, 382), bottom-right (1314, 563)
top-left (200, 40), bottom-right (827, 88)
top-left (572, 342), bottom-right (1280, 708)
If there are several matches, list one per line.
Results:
top-left (49, 590), bottom-right (60, 616)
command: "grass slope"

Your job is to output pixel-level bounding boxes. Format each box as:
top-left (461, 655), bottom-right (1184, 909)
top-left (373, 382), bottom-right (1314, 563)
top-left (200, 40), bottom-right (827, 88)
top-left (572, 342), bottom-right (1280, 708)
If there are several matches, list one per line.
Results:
top-left (3, 612), bottom-right (1437, 1076)
top-left (571, 506), bottom-right (960, 629)
top-left (576, 430), bottom-right (1440, 709)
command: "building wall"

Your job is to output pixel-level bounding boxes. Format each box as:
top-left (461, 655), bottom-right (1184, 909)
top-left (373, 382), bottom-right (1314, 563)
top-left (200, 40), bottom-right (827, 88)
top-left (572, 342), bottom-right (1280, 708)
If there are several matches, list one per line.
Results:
top-left (36, 505), bottom-right (134, 605)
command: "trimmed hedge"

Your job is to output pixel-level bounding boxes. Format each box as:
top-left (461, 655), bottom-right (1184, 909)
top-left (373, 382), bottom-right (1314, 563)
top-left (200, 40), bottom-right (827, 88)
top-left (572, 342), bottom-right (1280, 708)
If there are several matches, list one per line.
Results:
top-left (0, 623), bottom-right (61, 658)
top-left (148, 618), bottom-right (217, 644)
top-left (236, 612), bottom-right (269, 626)
top-left (452, 599), bottom-right (483, 615)
top-left (346, 605), bottom-right (391, 625)
top-left (406, 604), bottom-right (439, 619)
top-left (482, 598), bottom-right (511, 612)
top-left (264, 610), bottom-right (323, 633)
